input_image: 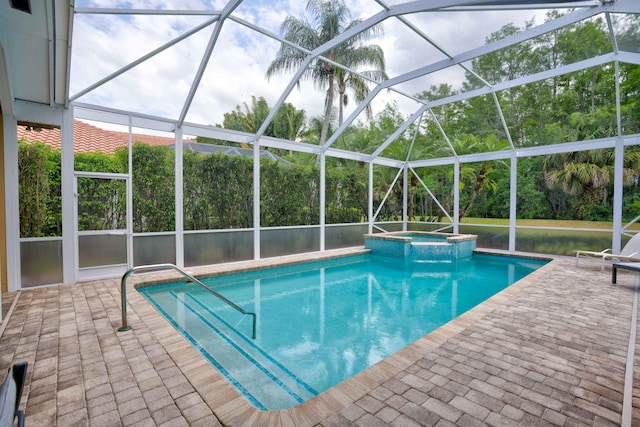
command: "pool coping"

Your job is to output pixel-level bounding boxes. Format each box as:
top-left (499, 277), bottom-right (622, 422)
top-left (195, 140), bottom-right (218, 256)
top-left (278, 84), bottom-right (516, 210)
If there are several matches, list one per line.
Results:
top-left (124, 247), bottom-right (554, 426)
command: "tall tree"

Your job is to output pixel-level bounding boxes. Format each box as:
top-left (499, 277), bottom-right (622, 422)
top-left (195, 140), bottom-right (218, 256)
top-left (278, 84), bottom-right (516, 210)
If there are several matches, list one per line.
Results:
top-left (333, 46), bottom-right (387, 125)
top-left (198, 96), bottom-right (307, 149)
top-left (266, 0), bottom-right (387, 145)
top-left (220, 96), bottom-right (307, 141)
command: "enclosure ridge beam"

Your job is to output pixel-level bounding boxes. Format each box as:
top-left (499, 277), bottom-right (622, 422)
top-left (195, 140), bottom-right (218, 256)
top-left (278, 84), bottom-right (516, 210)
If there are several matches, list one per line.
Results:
top-left (443, 1), bottom-right (600, 12)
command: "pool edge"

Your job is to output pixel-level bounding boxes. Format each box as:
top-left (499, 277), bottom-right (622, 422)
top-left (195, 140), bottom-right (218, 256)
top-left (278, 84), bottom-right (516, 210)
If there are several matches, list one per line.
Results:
top-left (125, 248), bottom-right (556, 426)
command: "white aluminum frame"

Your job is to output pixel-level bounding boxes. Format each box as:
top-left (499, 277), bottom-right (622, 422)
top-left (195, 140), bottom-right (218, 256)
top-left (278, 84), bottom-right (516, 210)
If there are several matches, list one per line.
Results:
top-left (6, 0), bottom-right (640, 288)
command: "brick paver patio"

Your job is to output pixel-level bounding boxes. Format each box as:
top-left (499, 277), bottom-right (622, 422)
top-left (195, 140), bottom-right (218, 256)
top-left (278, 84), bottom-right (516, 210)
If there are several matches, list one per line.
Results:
top-left (1, 249), bottom-right (639, 426)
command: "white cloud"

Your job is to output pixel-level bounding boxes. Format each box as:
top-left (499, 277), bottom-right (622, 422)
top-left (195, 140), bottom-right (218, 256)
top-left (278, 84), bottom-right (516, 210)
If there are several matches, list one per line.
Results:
top-left (70, 0), bottom-right (549, 132)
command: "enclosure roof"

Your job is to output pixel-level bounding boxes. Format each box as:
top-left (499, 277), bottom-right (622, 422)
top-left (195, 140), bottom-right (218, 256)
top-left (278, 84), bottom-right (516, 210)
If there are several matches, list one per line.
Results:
top-left (2, 0), bottom-right (640, 166)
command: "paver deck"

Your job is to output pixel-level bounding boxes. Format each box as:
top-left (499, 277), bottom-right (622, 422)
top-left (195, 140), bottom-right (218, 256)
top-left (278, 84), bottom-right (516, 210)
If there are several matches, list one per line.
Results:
top-left (1, 249), bottom-right (639, 426)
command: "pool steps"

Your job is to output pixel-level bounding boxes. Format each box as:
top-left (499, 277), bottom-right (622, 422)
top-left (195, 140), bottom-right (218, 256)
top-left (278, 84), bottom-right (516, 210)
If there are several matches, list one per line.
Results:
top-left (119, 263), bottom-right (256, 338)
top-left (142, 286), bottom-right (317, 410)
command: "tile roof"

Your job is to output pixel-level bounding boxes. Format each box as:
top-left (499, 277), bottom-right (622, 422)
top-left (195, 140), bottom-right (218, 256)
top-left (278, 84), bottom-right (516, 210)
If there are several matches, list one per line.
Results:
top-left (16, 120), bottom-right (291, 164)
top-left (16, 120), bottom-right (175, 153)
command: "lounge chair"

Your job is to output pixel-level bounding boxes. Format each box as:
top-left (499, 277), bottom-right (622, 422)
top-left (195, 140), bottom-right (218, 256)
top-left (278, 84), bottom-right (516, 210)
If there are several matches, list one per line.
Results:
top-left (575, 233), bottom-right (640, 271)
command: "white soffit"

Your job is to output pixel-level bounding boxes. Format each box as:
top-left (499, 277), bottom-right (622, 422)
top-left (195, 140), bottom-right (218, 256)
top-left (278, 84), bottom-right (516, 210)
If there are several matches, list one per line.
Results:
top-left (0, 0), bottom-right (71, 116)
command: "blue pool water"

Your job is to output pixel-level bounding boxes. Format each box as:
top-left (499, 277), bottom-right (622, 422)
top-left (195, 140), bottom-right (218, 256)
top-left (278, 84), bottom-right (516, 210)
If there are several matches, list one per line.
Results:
top-left (139, 253), bottom-right (546, 410)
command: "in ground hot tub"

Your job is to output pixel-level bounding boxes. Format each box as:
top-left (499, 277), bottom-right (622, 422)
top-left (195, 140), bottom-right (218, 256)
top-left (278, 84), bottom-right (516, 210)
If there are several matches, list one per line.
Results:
top-left (364, 231), bottom-right (477, 262)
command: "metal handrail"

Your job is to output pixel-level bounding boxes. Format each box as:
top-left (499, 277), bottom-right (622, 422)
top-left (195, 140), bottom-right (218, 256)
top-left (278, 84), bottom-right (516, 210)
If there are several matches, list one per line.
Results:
top-left (118, 263), bottom-right (256, 339)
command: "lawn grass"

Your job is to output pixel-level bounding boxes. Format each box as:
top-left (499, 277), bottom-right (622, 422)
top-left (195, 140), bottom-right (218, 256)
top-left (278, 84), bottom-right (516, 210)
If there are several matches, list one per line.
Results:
top-left (426, 217), bottom-right (640, 255)
top-left (460, 217), bottom-right (640, 230)
top-left (404, 217), bottom-right (640, 255)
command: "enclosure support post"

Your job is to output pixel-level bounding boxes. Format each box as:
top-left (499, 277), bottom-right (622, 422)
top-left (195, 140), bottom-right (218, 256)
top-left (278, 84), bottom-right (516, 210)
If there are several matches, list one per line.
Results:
top-left (613, 61), bottom-right (623, 254)
top-left (61, 107), bottom-right (76, 284)
top-left (126, 117), bottom-right (134, 269)
top-left (175, 126), bottom-right (184, 268)
top-left (368, 161), bottom-right (373, 234)
top-left (402, 166), bottom-right (408, 232)
top-left (614, 138), bottom-right (624, 253)
top-left (253, 140), bottom-right (261, 260)
top-left (2, 114), bottom-right (19, 291)
top-left (320, 152), bottom-right (325, 251)
top-left (453, 158), bottom-right (460, 234)
top-left (509, 151), bottom-right (517, 252)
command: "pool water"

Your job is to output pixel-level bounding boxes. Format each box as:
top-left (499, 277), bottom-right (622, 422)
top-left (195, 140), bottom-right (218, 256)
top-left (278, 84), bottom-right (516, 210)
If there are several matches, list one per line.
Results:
top-left (139, 253), bottom-right (545, 410)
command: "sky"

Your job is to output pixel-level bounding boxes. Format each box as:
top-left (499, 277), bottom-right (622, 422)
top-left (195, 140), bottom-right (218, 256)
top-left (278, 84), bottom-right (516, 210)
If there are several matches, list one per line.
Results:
top-left (70, 0), bottom-right (551, 135)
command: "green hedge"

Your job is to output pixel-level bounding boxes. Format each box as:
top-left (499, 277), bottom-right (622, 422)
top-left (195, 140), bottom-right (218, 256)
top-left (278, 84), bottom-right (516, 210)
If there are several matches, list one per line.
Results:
top-left (18, 141), bottom-right (370, 237)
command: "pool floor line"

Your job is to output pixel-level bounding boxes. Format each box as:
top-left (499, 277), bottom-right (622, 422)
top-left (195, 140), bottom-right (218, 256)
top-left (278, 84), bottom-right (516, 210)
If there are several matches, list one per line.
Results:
top-left (170, 291), bottom-right (307, 407)
top-left (140, 288), bottom-right (268, 410)
top-left (183, 293), bottom-right (319, 397)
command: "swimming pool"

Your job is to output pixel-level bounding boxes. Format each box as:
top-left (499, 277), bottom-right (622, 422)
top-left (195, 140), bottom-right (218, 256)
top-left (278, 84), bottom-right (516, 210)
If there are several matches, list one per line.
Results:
top-left (138, 253), bottom-right (546, 410)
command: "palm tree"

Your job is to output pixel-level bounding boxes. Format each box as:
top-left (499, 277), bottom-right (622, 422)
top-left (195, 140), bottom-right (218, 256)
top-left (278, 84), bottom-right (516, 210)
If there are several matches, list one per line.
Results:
top-left (266, 0), bottom-right (387, 145)
top-left (543, 149), bottom-right (640, 219)
top-left (333, 47), bottom-right (387, 126)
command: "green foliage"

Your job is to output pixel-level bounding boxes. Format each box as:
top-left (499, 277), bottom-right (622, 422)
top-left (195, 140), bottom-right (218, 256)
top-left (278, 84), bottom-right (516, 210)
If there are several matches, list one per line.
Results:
top-left (74, 150), bottom-right (127, 232)
top-left (18, 141), bottom-right (55, 237)
top-left (183, 152), bottom-right (253, 230)
top-left (223, 96), bottom-right (271, 134)
top-left (515, 158), bottom-right (552, 219)
top-left (76, 176), bottom-right (126, 231)
top-left (260, 160), bottom-right (319, 226)
top-left (74, 150), bottom-right (121, 173)
top-left (199, 96), bottom-right (307, 151)
top-left (128, 144), bottom-right (176, 232)
top-left (325, 166), bottom-right (368, 223)
top-left (623, 193), bottom-right (640, 222)
top-left (18, 140), bottom-right (375, 237)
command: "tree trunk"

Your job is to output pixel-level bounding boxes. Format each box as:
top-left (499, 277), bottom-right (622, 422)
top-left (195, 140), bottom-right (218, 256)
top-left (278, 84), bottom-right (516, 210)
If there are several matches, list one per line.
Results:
top-left (460, 166), bottom-right (488, 220)
top-left (320, 73), bottom-right (335, 145)
top-left (338, 82), bottom-right (346, 126)
top-left (460, 190), bottom-right (480, 220)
